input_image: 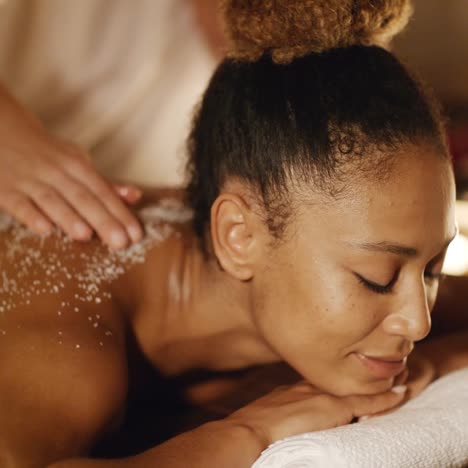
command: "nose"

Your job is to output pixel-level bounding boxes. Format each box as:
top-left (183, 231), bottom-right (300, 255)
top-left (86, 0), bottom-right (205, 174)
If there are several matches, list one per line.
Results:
top-left (382, 280), bottom-right (432, 342)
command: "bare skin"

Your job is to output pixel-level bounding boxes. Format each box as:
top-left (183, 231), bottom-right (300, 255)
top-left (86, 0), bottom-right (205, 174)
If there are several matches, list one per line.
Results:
top-left (0, 144), bottom-right (465, 467)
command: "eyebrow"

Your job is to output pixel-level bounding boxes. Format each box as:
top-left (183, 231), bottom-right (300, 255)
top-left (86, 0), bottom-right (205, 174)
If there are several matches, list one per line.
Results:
top-left (347, 231), bottom-right (458, 258)
top-left (349, 241), bottom-right (419, 257)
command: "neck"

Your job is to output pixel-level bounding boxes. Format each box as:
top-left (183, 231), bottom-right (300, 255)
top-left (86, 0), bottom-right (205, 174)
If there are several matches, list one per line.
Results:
top-left (145, 234), bottom-right (279, 376)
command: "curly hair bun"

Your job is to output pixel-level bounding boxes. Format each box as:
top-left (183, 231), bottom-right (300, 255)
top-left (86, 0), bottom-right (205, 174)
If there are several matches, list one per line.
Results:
top-left (223, 0), bottom-right (413, 64)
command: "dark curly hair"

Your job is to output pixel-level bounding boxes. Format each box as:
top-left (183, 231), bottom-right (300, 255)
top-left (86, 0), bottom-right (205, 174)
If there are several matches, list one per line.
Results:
top-left (185, 1), bottom-right (448, 243)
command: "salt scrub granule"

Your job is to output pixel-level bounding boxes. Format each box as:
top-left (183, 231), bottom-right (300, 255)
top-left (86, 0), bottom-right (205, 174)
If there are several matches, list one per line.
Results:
top-left (0, 199), bottom-right (192, 314)
top-left (0, 215), bottom-right (13, 232)
top-left (138, 198), bottom-right (193, 224)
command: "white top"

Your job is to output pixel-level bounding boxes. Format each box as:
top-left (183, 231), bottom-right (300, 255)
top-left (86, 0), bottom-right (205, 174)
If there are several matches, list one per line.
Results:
top-left (0, 0), bottom-right (217, 186)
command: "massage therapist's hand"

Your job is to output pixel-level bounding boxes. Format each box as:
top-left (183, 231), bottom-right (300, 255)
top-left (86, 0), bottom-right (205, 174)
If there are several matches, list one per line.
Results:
top-left (0, 84), bottom-right (143, 249)
top-left (225, 380), bottom-right (407, 448)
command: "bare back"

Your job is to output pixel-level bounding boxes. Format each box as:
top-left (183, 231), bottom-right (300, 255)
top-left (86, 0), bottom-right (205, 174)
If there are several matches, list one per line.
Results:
top-left (0, 191), bottom-right (197, 465)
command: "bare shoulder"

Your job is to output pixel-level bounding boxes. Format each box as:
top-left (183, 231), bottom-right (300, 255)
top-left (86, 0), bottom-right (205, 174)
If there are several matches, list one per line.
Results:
top-left (0, 191), bottom-right (192, 318)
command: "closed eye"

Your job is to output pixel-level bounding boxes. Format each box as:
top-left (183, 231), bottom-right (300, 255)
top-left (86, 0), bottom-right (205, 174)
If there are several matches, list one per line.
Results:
top-left (355, 273), bottom-right (398, 295)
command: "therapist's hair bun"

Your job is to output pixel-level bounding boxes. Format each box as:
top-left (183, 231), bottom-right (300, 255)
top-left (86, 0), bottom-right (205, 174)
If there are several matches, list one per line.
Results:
top-left (223, 0), bottom-right (413, 64)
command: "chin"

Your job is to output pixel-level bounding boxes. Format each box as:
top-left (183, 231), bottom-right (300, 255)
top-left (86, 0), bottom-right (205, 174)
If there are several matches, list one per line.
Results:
top-left (321, 375), bottom-right (395, 397)
top-left (355, 378), bottom-right (395, 395)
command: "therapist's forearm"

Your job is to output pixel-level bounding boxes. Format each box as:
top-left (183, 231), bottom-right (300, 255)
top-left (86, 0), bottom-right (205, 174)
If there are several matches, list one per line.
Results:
top-left (0, 81), bottom-right (43, 130)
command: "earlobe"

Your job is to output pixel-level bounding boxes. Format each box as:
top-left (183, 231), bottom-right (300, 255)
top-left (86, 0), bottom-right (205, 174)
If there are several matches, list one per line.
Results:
top-left (210, 193), bottom-right (259, 281)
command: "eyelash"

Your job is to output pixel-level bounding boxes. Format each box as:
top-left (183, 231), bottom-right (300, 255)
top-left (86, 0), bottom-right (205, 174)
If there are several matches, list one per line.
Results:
top-left (357, 270), bottom-right (445, 295)
top-left (357, 275), bottom-right (394, 295)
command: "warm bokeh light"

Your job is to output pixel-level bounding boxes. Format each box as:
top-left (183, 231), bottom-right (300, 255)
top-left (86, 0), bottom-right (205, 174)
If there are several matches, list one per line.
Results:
top-left (443, 232), bottom-right (468, 276)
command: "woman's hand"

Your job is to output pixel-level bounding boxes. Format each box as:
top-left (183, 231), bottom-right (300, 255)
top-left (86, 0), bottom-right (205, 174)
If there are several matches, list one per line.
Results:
top-left (0, 85), bottom-right (143, 248)
top-left (353, 350), bottom-right (436, 422)
top-left (226, 381), bottom-right (407, 448)
top-left (402, 348), bottom-right (436, 400)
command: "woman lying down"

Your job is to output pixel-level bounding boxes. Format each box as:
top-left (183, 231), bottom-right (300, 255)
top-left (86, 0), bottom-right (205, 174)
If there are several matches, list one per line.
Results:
top-left (1, 0), bottom-right (468, 466)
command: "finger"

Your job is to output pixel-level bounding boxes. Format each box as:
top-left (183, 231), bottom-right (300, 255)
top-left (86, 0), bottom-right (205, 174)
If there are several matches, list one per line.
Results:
top-left (62, 157), bottom-right (143, 243)
top-left (347, 385), bottom-right (407, 418)
top-left (89, 179), bottom-right (143, 243)
top-left (292, 380), bottom-right (313, 391)
top-left (58, 177), bottom-right (132, 249)
top-left (270, 380), bottom-right (316, 396)
top-left (113, 184), bottom-right (143, 205)
top-left (406, 359), bottom-right (435, 399)
top-left (0, 192), bottom-right (53, 235)
top-left (26, 183), bottom-right (93, 241)
top-left (41, 157), bottom-right (133, 248)
top-left (393, 367), bottom-right (409, 387)
top-left (291, 380), bottom-right (322, 395)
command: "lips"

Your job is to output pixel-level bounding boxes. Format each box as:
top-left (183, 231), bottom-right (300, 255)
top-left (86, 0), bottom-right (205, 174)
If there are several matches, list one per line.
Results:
top-left (355, 353), bottom-right (407, 379)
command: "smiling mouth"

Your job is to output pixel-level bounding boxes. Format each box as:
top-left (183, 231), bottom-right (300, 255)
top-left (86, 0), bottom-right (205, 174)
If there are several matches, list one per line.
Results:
top-left (355, 353), bottom-right (407, 379)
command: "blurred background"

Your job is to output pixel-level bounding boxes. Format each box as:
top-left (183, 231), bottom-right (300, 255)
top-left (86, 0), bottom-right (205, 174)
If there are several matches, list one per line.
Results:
top-left (394, 0), bottom-right (468, 196)
top-left (392, 0), bottom-right (468, 274)
top-left (2, 0), bottom-right (466, 187)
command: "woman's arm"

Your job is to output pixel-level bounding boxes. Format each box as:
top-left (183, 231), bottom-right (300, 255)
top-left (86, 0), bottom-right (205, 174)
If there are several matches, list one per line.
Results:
top-left (48, 422), bottom-right (262, 468)
top-left (1, 322), bottom-right (406, 468)
top-left (49, 382), bottom-right (407, 468)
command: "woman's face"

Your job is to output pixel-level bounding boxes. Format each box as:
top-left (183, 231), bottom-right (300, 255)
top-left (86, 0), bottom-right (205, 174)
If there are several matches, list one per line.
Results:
top-left (252, 146), bottom-right (456, 396)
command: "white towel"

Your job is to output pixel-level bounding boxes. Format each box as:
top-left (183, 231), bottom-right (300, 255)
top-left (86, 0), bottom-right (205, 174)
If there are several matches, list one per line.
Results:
top-left (252, 368), bottom-right (468, 468)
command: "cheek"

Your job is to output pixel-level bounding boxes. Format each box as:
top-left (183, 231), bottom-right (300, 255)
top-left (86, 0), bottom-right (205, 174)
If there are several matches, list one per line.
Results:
top-left (304, 282), bottom-right (382, 348)
top-left (254, 257), bottom-right (383, 356)
top-left (296, 260), bottom-right (382, 334)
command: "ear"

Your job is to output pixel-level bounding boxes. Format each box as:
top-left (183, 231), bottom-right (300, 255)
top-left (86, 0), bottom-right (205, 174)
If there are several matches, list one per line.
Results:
top-left (210, 193), bottom-right (262, 281)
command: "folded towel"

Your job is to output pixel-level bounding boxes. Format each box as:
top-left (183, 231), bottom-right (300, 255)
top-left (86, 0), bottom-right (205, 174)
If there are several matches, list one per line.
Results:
top-left (252, 368), bottom-right (468, 468)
